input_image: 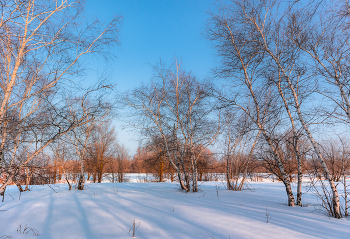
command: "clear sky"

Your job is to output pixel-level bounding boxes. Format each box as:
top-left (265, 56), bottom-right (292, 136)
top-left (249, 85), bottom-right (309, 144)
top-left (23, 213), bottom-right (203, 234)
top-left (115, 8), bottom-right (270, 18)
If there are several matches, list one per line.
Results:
top-left (84, 0), bottom-right (218, 155)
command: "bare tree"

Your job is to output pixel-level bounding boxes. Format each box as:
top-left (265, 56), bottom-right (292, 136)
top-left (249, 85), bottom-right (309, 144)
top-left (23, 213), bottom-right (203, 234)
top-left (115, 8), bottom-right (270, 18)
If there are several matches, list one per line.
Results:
top-left (253, 0), bottom-right (343, 216)
top-left (206, 1), bottom-right (296, 206)
top-left (206, 0), bottom-right (349, 215)
top-left (114, 144), bottom-right (129, 183)
top-left (222, 110), bottom-right (260, 190)
top-left (66, 84), bottom-right (113, 189)
top-left (139, 136), bottom-right (169, 182)
top-left (0, 0), bottom-right (120, 194)
top-left (103, 142), bottom-right (129, 183)
top-left (124, 61), bottom-right (220, 192)
top-left (86, 121), bottom-right (118, 183)
top-left (50, 139), bottom-right (70, 184)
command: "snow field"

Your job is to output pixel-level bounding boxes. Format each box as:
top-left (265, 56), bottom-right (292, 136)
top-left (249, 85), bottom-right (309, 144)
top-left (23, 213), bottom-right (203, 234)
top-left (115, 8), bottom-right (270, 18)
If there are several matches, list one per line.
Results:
top-left (0, 180), bottom-right (349, 239)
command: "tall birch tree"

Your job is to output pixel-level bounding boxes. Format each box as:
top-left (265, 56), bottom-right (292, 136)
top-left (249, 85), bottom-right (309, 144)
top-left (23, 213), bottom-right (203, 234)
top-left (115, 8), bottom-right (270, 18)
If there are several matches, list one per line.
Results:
top-left (124, 61), bottom-right (219, 192)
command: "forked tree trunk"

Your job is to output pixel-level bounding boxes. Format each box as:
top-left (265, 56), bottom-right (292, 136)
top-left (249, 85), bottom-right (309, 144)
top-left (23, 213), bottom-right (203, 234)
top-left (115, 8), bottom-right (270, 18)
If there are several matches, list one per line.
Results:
top-left (274, 81), bottom-right (304, 206)
top-left (180, 157), bottom-right (190, 192)
top-left (228, 27), bottom-right (295, 205)
top-left (168, 148), bottom-right (188, 192)
top-left (164, 126), bottom-right (190, 192)
top-left (262, 132), bottom-right (295, 206)
top-left (66, 173), bottom-right (72, 190)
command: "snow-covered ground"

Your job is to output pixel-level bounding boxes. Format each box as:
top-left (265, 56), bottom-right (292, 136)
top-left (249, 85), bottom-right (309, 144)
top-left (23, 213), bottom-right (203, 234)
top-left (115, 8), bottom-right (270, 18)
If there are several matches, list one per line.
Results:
top-left (0, 179), bottom-right (349, 239)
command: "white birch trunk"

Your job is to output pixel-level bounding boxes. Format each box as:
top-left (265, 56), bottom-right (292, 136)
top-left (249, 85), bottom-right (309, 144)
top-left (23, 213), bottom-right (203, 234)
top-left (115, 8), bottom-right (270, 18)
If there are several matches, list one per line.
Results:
top-left (292, 88), bottom-right (341, 217)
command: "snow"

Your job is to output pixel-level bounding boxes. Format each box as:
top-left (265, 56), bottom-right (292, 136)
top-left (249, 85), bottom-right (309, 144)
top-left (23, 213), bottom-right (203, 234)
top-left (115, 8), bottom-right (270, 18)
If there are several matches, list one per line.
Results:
top-left (0, 178), bottom-right (349, 239)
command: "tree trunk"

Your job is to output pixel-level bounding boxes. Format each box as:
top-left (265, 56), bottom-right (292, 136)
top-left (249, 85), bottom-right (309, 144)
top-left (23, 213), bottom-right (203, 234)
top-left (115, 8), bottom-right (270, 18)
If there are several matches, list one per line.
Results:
top-left (0, 168), bottom-right (22, 194)
top-left (226, 154), bottom-right (233, 190)
top-left (0, 177), bottom-right (12, 195)
top-left (192, 155), bottom-right (198, 192)
top-left (343, 155), bottom-right (348, 217)
top-left (159, 160), bottom-right (164, 182)
top-left (345, 175), bottom-right (348, 217)
top-left (13, 178), bottom-right (24, 193)
top-left (66, 174), bottom-right (72, 190)
top-left (297, 157), bottom-right (302, 206)
top-left (263, 132), bottom-right (295, 206)
top-left (77, 158), bottom-right (85, 190)
top-left (77, 174), bottom-right (85, 190)
top-left (175, 157), bottom-right (188, 191)
top-left (25, 169), bottom-right (33, 191)
top-left (180, 156), bottom-right (190, 192)
top-left (291, 86), bottom-right (341, 217)
top-left (274, 80), bottom-right (304, 206)
top-left (1, 185), bottom-right (6, 202)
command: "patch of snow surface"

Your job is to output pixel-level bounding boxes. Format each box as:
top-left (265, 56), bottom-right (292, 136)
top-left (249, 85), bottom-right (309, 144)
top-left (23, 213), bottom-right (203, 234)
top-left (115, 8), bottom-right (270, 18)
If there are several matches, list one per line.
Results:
top-left (0, 180), bottom-right (349, 239)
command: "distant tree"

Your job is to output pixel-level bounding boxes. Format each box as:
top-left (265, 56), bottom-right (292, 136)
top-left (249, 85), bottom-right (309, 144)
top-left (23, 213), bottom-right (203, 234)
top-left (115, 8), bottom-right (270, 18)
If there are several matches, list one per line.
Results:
top-left (105, 144), bottom-right (130, 183)
top-left (141, 136), bottom-right (170, 182)
top-left (130, 148), bottom-right (148, 174)
top-left (222, 109), bottom-right (260, 191)
top-left (65, 86), bottom-right (112, 190)
top-left (195, 146), bottom-right (214, 182)
top-left (86, 121), bottom-right (118, 183)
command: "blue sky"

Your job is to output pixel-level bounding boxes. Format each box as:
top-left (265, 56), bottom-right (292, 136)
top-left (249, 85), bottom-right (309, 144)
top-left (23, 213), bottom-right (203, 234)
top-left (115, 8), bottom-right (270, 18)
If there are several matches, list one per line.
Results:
top-left (84, 0), bottom-right (218, 154)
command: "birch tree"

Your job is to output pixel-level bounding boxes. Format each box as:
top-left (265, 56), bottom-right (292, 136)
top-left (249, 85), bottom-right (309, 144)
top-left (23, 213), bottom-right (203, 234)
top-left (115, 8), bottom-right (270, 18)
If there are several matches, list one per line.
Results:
top-left (124, 61), bottom-right (219, 192)
top-left (222, 110), bottom-right (260, 191)
top-left (220, 0), bottom-right (309, 206)
top-left (207, 2), bottom-right (296, 206)
top-left (259, 0), bottom-right (343, 217)
top-left (0, 0), bottom-right (120, 194)
top-left (211, 0), bottom-right (344, 216)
